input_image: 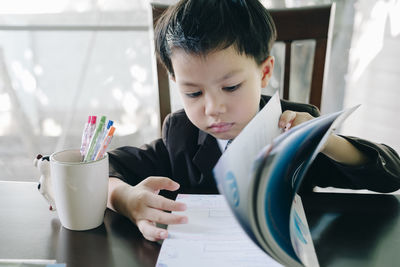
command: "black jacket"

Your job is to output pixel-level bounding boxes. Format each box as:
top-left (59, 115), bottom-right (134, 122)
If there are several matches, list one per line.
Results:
top-left (109, 95), bottom-right (400, 199)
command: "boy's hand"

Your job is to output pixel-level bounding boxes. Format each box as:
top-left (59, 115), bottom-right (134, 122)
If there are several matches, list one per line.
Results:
top-left (278, 110), bottom-right (369, 165)
top-left (279, 110), bottom-right (330, 152)
top-left (278, 110), bottom-right (314, 131)
top-left (108, 177), bottom-right (187, 242)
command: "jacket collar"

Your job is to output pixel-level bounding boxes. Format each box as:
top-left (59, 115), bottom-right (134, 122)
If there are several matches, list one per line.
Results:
top-left (192, 130), bottom-right (221, 177)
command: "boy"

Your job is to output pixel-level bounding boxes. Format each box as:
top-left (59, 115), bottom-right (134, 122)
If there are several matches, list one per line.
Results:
top-left (107, 0), bottom-right (400, 242)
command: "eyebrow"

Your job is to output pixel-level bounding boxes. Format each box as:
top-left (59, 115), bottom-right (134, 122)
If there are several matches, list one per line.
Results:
top-left (179, 69), bottom-right (243, 87)
top-left (217, 69), bottom-right (242, 83)
top-left (180, 81), bottom-right (200, 87)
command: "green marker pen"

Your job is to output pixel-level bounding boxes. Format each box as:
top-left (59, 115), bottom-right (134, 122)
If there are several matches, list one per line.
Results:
top-left (84, 115), bottom-right (106, 162)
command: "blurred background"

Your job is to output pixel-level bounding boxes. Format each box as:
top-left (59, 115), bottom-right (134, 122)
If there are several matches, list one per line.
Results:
top-left (0, 0), bottom-right (399, 181)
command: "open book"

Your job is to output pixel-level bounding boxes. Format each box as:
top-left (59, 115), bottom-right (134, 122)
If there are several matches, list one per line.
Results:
top-left (213, 92), bottom-right (359, 267)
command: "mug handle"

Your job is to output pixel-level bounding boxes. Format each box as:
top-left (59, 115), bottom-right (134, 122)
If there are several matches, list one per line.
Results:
top-left (34, 154), bottom-right (57, 211)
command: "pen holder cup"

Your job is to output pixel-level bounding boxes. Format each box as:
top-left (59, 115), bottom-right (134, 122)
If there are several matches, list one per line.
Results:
top-left (50, 149), bottom-right (108, 231)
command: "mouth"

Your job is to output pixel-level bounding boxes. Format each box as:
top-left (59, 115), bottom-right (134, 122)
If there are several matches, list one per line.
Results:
top-left (208, 122), bottom-right (234, 133)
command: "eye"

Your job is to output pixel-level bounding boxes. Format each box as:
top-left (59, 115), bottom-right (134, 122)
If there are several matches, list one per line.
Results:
top-left (223, 83), bottom-right (241, 92)
top-left (185, 91), bottom-right (202, 98)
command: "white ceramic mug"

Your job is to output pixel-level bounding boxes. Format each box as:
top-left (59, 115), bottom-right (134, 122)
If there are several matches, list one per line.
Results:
top-left (50, 149), bottom-right (109, 231)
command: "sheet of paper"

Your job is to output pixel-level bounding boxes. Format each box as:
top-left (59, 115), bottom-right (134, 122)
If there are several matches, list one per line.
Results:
top-left (156, 194), bottom-right (282, 267)
top-left (213, 91), bottom-right (282, 235)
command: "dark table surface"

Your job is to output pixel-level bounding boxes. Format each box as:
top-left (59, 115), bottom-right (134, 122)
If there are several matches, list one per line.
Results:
top-left (1, 181), bottom-right (399, 267)
top-left (0, 181), bottom-right (159, 267)
top-left (303, 191), bottom-right (400, 267)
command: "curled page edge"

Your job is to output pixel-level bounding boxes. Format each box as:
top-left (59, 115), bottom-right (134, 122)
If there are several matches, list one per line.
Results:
top-left (213, 101), bottom-right (361, 267)
top-left (254, 104), bottom-right (361, 266)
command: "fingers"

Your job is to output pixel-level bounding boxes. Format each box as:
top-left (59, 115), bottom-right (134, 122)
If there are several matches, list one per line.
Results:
top-left (279, 110), bottom-right (315, 131)
top-left (135, 198), bottom-right (188, 241)
top-left (140, 176), bottom-right (180, 192)
top-left (137, 219), bottom-right (169, 241)
top-left (147, 193), bottom-right (187, 211)
top-left (279, 110), bottom-right (296, 131)
top-left (142, 207), bottom-right (188, 225)
top-left (137, 210), bottom-right (188, 242)
top-left (138, 177), bottom-right (187, 211)
top-left (126, 176), bottom-right (189, 242)
top-left (133, 190), bottom-right (187, 222)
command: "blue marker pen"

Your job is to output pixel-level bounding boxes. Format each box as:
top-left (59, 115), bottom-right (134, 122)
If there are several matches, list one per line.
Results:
top-left (91, 120), bottom-right (113, 161)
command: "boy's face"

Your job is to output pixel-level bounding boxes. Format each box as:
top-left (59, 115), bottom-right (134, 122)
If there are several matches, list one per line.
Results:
top-left (170, 46), bottom-right (274, 140)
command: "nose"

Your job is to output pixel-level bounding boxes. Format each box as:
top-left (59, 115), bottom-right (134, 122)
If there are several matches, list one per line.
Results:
top-left (204, 92), bottom-right (226, 116)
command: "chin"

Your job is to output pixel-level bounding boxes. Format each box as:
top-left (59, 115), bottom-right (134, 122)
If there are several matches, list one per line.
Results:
top-left (210, 132), bottom-right (237, 140)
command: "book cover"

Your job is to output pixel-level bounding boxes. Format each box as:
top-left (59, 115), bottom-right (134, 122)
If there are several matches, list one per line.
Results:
top-left (213, 91), bottom-right (358, 266)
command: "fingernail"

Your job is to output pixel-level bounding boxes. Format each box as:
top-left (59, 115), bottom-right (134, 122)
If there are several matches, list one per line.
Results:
top-left (180, 217), bottom-right (188, 223)
top-left (284, 122), bottom-right (291, 132)
top-left (159, 231), bottom-right (168, 239)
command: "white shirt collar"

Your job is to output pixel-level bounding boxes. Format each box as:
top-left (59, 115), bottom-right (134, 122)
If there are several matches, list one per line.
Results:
top-left (216, 139), bottom-right (230, 153)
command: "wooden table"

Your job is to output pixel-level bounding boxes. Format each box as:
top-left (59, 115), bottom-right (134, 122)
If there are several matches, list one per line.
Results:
top-left (1, 181), bottom-right (399, 267)
top-left (0, 181), bottom-right (159, 267)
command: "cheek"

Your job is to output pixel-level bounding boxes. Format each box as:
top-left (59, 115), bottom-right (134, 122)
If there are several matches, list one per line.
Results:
top-left (241, 100), bottom-right (259, 121)
top-left (181, 99), bottom-right (204, 125)
top-left (234, 86), bottom-right (260, 117)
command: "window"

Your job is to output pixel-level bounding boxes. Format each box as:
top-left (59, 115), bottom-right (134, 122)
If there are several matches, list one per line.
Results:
top-left (0, 0), bottom-right (159, 181)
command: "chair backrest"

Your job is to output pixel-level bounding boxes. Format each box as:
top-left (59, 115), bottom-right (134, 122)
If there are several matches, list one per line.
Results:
top-left (151, 3), bottom-right (334, 127)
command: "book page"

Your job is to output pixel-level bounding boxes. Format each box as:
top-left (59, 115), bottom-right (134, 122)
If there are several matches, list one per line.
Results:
top-left (290, 194), bottom-right (319, 267)
top-left (213, 91), bottom-right (282, 241)
top-left (156, 194), bottom-right (282, 267)
top-left (253, 105), bottom-right (359, 266)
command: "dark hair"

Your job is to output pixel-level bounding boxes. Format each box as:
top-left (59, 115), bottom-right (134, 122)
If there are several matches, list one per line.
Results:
top-left (154, 0), bottom-right (277, 77)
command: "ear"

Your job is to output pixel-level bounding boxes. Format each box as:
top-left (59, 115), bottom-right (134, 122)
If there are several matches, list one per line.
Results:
top-left (170, 73), bottom-right (176, 82)
top-left (260, 56), bottom-right (274, 88)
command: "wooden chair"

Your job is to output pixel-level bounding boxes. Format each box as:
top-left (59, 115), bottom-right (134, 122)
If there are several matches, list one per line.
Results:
top-left (151, 3), bottom-right (335, 127)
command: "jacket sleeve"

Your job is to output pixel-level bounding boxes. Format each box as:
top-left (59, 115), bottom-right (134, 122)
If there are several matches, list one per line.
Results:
top-left (280, 98), bottom-right (400, 193)
top-left (108, 115), bottom-right (173, 186)
top-left (302, 136), bottom-right (400, 193)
